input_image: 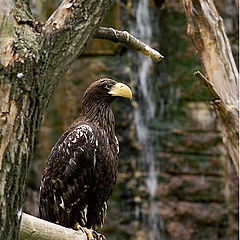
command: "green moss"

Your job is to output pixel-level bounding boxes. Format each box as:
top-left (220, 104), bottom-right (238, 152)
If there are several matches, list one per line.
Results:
top-left (12, 27), bottom-right (39, 62)
top-left (14, 0), bottom-right (33, 23)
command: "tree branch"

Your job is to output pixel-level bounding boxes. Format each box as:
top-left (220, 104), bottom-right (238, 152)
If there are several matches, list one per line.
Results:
top-left (19, 213), bottom-right (87, 240)
top-left (193, 71), bottom-right (219, 99)
top-left (194, 71), bottom-right (227, 115)
top-left (40, 0), bottom-right (115, 76)
top-left (94, 27), bottom-right (164, 62)
top-left (180, 0), bottom-right (239, 176)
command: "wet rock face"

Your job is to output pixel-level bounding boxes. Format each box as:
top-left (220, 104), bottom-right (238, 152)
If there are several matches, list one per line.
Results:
top-left (24, 0), bottom-right (238, 239)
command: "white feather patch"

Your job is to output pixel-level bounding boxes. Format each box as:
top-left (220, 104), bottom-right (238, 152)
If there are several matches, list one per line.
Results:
top-left (69, 158), bottom-right (77, 166)
top-left (93, 149), bottom-right (97, 167)
top-left (59, 196), bottom-right (65, 209)
top-left (115, 136), bottom-right (119, 154)
top-left (83, 205), bottom-right (88, 222)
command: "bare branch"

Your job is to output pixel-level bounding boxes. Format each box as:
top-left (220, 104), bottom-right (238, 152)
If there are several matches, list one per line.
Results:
top-left (19, 213), bottom-right (87, 240)
top-left (194, 71), bottom-right (221, 100)
top-left (94, 27), bottom-right (164, 62)
top-left (194, 71), bottom-right (227, 115)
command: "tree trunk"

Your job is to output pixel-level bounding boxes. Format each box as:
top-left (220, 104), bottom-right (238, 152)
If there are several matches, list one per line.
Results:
top-left (180, 0), bottom-right (239, 175)
top-left (0, 0), bottom-right (115, 239)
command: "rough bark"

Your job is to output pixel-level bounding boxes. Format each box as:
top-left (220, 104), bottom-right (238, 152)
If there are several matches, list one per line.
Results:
top-left (19, 213), bottom-right (87, 240)
top-left (0, 0), bottom-right (115, 239)
top-left (180, 0), bottom-right (239, 176)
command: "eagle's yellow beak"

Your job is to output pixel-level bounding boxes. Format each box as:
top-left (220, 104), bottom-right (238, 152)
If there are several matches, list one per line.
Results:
top-left (108, 83), bottom-right (132, 99)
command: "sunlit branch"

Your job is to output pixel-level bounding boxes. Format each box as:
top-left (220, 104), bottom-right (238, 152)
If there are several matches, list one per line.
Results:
top-left (94, 27), bottom-right (164, 62)
top-left (19, 213), bottom-right (87, 240)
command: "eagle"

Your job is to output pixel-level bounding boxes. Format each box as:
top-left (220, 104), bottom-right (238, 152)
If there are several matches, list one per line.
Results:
top-left (39, 78), bottom-right (132, 239)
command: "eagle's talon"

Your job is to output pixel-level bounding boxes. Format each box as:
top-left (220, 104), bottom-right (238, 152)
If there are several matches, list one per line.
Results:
top-left (74, 224), bottom-right (96, 240)
top-left (92, 230), bottom-right (106, 240)
top-left (100, 234), bottom-right (106, 240)
top-left (74, 222), bottom-right (85, 234)
top-left (82, 227), bottom-right (97, 240)
top-left (100, 235), bottom-right (106, 240)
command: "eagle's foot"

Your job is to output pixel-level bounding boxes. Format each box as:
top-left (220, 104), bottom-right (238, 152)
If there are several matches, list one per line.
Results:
top-left (74, 223), bottom-right (105, 240)
top-left (82, 227), bottom-right (95, 240)
top-left (92, 230), bottom-right (106, 240)
top-left (74, 222), bottom-right (85, 233)
top-left (74, 223), bottom-right (92, 239)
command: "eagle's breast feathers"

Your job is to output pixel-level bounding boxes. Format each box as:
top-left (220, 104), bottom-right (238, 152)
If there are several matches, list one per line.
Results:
top-left (40, 122), bottom-right (119, 228)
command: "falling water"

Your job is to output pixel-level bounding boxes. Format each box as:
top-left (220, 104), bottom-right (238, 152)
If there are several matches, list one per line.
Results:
top-left (130, 0), bottom-right (161, 239)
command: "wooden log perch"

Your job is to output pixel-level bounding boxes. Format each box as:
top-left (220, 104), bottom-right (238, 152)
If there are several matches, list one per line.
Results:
top-left (94, 27), bottom-right (164, 62)
top-left (180, 0), bottom-right (239, 176)
top-left (19, 213), bottom-right (87, 240)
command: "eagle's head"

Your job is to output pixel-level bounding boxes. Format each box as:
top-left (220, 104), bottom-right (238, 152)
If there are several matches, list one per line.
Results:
top-left (82, 79), bottom-right (132, 107)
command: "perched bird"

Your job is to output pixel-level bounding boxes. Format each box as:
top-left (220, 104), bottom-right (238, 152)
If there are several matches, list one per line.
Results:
top-left (39, 78), bottom-right (132, 239)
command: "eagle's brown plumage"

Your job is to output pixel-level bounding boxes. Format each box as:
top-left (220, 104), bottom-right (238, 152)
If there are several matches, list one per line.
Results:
top-left (39, 79), bottom-right (132, 230)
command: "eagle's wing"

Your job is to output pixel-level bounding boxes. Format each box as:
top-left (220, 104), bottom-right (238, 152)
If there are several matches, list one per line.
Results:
top-left (39, 124), bottom-right (97, 227)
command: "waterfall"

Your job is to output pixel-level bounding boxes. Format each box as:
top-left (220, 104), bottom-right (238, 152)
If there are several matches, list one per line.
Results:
top-left (135, 0), bottom-right (157, 197)
top-left (130, 0), bottom-right (163, 239)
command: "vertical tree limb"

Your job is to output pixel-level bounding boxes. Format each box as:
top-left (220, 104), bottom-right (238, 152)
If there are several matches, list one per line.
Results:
top-left (180, 0), bottom-right (239, 176)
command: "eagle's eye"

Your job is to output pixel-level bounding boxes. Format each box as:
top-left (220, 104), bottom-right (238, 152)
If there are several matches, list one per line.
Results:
top-left (104, 84), bottom-right (112, 90)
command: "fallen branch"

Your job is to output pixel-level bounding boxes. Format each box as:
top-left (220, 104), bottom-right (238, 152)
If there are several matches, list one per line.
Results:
top-left (94, 27), bottom-right (164, 62)
top-left (19, 213), bottom-right (87, 240)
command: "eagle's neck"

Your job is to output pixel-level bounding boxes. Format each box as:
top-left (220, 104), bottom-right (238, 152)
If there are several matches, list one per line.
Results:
top-left (81, 99), bottom-right (115, 137)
